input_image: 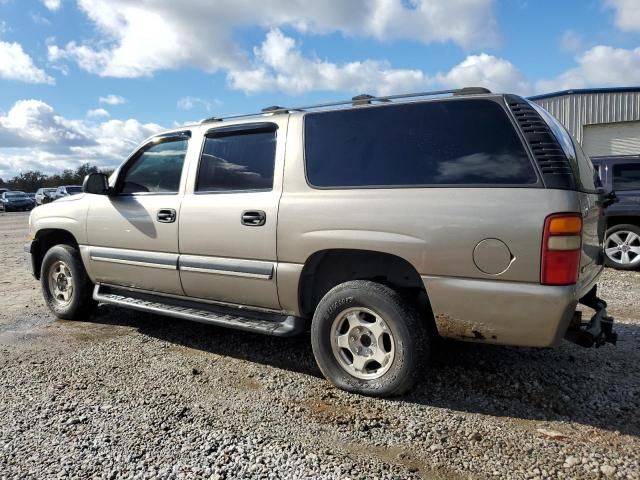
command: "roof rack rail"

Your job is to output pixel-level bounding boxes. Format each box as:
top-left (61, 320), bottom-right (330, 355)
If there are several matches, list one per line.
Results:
top-left (453, 87), bottom-right (492, 96)
top-left (261, 105), bottom-right (288, 114)
top-left (351, 93), bottom-right (393, 106)
top-left (200, 87), bottom-right (491, 124)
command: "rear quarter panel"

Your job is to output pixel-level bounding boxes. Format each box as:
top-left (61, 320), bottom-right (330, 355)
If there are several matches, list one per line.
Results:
top-left (277, 114), bottom-right (588, 347)
top-left (279, 114), bottom-right (581, 283)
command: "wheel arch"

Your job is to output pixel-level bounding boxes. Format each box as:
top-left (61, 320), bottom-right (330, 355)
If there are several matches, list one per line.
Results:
top-left (607, 215), bottom-right (640, 229)
top-left (31, 228), bottom-right (80, 279)
top-left (297, 248), bottom-right (435, 329)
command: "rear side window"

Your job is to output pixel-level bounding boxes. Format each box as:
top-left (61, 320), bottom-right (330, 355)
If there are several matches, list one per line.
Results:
top-left (613, 163), bottom-right (640, 191)
top-left (304, 99), bottom-right (537, 188)
top-left (196, 129), bottom-right (276, 192)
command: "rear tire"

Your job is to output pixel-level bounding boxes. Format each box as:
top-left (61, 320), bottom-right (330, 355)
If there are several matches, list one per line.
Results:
top-left (604, 224), bottom-right (640, 270)
top-left (41, 245), bottom-right (96, 319)
top-left (311, 280), bottom-right (429, 397)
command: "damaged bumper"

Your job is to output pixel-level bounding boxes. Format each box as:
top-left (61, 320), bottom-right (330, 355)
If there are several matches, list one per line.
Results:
top-left (565, 286), bottom-right (618, 348)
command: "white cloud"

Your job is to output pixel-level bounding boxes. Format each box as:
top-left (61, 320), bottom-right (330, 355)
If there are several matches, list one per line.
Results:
top-left (536, 45), bottom-right (640, 93)
top-left (177, 96), bottom-right (221, 112)
top-left (435, 53), bottom-right (531, 95)
top-left (48, 0), bottom-right (497, 78)
top-left (606, 0), bottom-right (640, 32)
top-left (228, 29), bottom-right (429, 95)
top-left (42, 0), bottom-right (62, 10)
top-left (0, 99), bottom-right (163, 179)
top-left (228, 29), bottom-right (529, 96)
top-left (98, 94), bottom-right (126, 105)
top-left (87, 108), bottom-right (109, 118)
top-left (559, 30), bottom-right (583, 53)
top-left (0, 41), bottom-right (54, 84)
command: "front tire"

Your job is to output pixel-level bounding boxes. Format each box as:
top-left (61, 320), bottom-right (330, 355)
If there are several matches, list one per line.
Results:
top-left (41, 245), bottom-right (96, 319)
top-left (311, 280), bottom-right (429, 397)
top-left (604, 224), bottom-right (640, 270)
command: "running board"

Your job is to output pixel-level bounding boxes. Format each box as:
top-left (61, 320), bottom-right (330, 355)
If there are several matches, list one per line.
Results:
top-left (93, 285), bottom-right (307, 337)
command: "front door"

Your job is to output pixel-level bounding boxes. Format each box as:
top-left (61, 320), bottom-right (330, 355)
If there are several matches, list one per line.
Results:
top-left (85, 133), bottom-right (191, 295)
top-left (178, 120), bottom-right (287, 310)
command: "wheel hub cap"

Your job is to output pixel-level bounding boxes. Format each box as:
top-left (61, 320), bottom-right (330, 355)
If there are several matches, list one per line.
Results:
top-left (48, 261), bottom-right (74, 306)
top-left (605, 230), bottom-right (640, 266)
top-left (330, 307), bottom-right (396, 380)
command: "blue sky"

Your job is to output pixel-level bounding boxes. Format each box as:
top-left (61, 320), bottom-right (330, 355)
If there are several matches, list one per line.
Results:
top-left (0, 0), bottom-right (639, 178)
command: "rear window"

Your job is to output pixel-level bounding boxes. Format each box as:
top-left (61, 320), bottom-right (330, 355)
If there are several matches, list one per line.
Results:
top-left (304, 99), bottom-right (537, 188)
top-left (613, 163), bottom-right (640, 191)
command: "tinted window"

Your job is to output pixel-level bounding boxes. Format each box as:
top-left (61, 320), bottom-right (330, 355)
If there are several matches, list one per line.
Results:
top-left (304, 99), bottom-right (537, 187)
top-left (196, 130), bottom-right (276, 192)
top-left (613, 163), bottom-right (640, 191)
top-left (121, 139), bottom-right (188, 194)
top-left (66, 186), bottom-right (82, 193)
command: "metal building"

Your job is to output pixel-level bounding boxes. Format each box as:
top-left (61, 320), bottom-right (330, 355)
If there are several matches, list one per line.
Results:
top-left (529, 87), bottom-right (640, 158)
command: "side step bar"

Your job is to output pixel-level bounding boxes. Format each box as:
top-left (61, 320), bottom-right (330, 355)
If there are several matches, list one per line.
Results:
top-left (93, 285), bottom-right (307, 337)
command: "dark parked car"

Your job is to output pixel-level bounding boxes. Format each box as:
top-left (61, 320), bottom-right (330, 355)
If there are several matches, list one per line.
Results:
top-left (0, 191), bottom-right (35, 212)
top-left (35, 187), bottom-right (58, 205)
top-left (592, 155), bottom-right (640, 270)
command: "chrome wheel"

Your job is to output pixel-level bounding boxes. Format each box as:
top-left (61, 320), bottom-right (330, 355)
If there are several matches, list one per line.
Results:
top-left (605, 230), bottom-right (640, 266)
top-left (48, 261), bottom-right (74, 306)
top-left (330, 307), bottom-right (396, 380)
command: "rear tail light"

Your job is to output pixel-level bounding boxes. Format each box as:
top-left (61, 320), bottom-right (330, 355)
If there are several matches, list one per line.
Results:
top-left (541, 213), bottom-right (582, 286)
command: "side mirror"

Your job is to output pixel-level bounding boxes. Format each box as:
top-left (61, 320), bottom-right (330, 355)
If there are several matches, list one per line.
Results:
top-left (83, 172), bottom-right (110, 195)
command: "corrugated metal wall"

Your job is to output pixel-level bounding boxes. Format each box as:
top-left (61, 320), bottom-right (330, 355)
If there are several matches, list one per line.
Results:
top-left (533, 91), bottom-right (640, 144)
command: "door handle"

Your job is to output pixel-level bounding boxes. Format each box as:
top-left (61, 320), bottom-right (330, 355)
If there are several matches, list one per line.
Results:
top-left (157, 208), bottom-right (176, 223)
top-left (241, 210), bottom-right (266, 226)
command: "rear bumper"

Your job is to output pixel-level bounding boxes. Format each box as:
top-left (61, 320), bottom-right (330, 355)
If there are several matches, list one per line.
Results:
top-left (421, 275), bottom-right (580, 347)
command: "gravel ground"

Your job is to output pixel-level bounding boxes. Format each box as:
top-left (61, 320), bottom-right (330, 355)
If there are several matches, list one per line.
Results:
top-left (0, 211), bottom-right (639, 479)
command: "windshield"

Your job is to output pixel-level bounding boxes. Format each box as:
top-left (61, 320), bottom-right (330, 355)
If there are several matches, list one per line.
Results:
top-left (66, 186), bottom-right (83, 193)
top-left (44, 188), bottom-right (56, 193)
top-left (6, 192), bottom-right (26, 197)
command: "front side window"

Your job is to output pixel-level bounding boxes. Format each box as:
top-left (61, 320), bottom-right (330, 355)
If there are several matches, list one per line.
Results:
top-left (304, 99), bottom-right (538, 188)
top-left (196, 128), bottom-right (276, 192)
top-left (613, 163), bottom-right (640, 191)
top-left (120, 138), bottom-right (188, 194)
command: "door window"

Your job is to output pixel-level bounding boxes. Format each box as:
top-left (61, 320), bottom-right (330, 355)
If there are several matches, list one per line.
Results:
top-left (613, 163), bottom-right (640, 191)
top-left (120, 138), bottom-right (188, 194)
top-left (196, 128), bottom-right (276, 192)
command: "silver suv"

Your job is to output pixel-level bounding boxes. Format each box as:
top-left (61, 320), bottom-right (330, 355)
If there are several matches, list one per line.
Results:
top-left (25, 88), bottom-right (617, 397)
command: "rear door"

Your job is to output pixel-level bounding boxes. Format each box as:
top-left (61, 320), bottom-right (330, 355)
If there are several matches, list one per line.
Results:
top-left (177, 119), bottom-right (287, 309)
top-left (85, 132), bottom-right (192, 295)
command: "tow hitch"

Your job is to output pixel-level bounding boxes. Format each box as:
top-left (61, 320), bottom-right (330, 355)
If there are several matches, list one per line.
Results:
top-left (565, 286), bottom-right (618, 348)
